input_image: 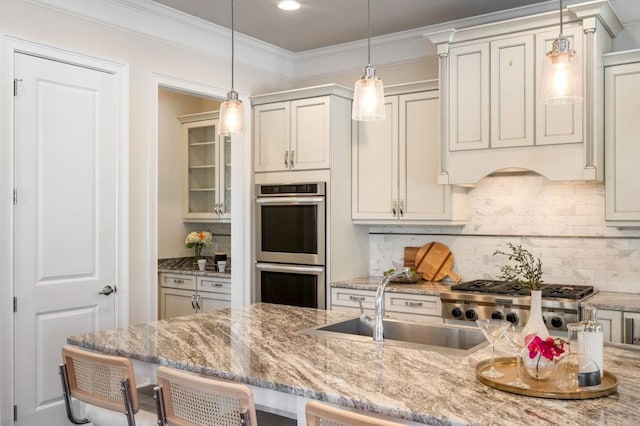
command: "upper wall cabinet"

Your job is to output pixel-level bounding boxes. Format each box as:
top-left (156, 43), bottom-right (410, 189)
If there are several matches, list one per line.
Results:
top-left (352, 81), bottom-right (467, 225)
top-left (252, 85), bottom-right (352, 173)
top-left (427, 1), bottom-right (623, 185)
top-left (604, 50), bottom-right (640, 227)
top-left (178, 111), bottom-right (231, 223)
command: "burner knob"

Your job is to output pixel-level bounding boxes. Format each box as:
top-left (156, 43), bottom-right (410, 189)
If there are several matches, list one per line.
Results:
top-left (451, 307), bottom-right (464, 318)
top-left (506, 312), bottom-right (519, 324)
top-left (551, 316), bottom-right (564, 328)
top-left (465, 309), bottom-right (478, 321)
top-left (491, 311), bottom-right (504, 320)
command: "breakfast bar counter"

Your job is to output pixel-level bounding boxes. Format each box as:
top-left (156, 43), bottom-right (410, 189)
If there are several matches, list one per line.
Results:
top-left (67, 303), bottom-right (640, 425)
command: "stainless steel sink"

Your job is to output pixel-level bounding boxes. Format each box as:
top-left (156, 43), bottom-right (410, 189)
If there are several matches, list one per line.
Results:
top-left (304, 317), bottom-right (488, 355)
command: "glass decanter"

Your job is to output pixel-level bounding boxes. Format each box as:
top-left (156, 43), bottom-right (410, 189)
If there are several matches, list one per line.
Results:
top-left (554, 323), bottom-right (601, 391)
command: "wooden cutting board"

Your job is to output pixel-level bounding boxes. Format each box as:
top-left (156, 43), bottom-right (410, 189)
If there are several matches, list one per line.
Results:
top-left (414, 242), bottom-right (461, 282)
top-left (403, 246), bottom-right (420, 268)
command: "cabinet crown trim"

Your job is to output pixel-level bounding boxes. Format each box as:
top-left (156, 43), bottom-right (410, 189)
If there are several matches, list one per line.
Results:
top-left (425, 0), bottom-right (622, 46)
top-left (177, 110), bottom-right (220, 123)
top-left (250, 84), bottom-right (352, 105)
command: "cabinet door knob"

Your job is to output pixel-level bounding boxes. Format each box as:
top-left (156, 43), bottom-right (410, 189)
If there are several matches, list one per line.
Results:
top-left (191, 294), bottom-right (196, 310)
top-left (399, 200), bottom-right (405, 217)
top-left (195, 294), bottom-right (201, 311)
top-left (284, 150), bottom-right (289, 167)
top-left (290, 150), bottom-right (295, 168)
top-left (392, 200), bottom-right (397, 216)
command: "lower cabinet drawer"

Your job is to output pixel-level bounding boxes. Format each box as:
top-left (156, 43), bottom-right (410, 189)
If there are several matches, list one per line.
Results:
top-left (198, 277), bottom-right (231, 297)
top-left (159, 273), bottom-right (196, 290)
top-left (330, 288), bottom-right (376, 311)
top-left (384, 293), bottom-right (442, 317)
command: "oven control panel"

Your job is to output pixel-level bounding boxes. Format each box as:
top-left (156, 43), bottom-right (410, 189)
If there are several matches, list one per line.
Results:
top-left (440, 294), bottom-right (579, 332)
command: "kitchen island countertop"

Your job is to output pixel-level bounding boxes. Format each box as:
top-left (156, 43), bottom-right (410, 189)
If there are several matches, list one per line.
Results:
top-left (68, 303), bottom-right (640, 425)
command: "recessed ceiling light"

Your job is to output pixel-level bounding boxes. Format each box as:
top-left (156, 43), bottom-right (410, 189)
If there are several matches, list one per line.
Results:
top-left (278, 1), bottom-right (300, 11)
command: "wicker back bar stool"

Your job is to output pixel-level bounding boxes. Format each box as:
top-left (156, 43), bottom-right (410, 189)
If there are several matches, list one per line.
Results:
top-left (305, 400), bottom-right (406, 426)
top-left (154, 365), bottom-right (259, 426)
top-left (59, 345), bottom-right (157, 426)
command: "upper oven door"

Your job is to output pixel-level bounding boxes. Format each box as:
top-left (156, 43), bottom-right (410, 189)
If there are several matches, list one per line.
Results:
top-left (255, 195), bottom-right (326, 265)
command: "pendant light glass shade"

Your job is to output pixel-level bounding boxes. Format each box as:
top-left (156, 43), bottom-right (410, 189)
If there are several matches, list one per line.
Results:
top-left (219, 0), bottom-right (244, 136)
top-left (353, 65), bottom-right (385, 121)
top-left (352, 0), bottom-right (385, 121)
top-left (219, 90), bottom-right (244, 135)
top-left (539, 0), bottom-right (581, 104)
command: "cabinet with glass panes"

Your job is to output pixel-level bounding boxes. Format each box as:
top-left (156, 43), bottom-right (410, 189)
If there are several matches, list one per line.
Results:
top-left (177, 111), bottom-right (231, 222)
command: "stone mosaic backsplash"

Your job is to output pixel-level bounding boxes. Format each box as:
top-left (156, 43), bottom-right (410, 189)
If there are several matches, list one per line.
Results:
top-left (369, 172), bottom-right (640, 293)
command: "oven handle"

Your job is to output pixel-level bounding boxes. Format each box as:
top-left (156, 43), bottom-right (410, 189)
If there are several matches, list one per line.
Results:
top-left (256, 196), bottom-right (324, 205)
top-left (256, 263), bottom-right (324, 274)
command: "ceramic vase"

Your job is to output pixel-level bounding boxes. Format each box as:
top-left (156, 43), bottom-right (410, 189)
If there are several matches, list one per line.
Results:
top-left (521, 290), bottom-right (549, 344)
top-left (524, 352), bottom-right (555, 380)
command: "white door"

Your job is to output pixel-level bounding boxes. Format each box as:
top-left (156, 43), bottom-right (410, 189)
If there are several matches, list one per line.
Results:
top-left (13, 53), bottom-right (118, 425)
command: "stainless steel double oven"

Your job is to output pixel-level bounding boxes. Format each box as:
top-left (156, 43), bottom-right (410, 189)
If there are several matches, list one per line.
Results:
top-left (255, 183), bottom-right (326, 309)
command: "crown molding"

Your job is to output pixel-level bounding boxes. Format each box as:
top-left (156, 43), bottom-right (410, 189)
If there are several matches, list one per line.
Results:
top-left (25, 0), bottom-right (635, 82)
top-left (26, 0), bottom-right (296, 78)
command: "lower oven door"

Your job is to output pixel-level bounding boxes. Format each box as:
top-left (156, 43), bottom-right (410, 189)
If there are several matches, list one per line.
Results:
top-left (255, 263), bottom-right (325, 309)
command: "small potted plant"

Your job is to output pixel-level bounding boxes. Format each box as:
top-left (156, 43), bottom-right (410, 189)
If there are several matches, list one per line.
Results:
top-left (493, 243), bottom-right (548, 341)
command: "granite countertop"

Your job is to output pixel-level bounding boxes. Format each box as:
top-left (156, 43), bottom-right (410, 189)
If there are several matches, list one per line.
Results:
top-left (332, 278), bottom-right (640, 312)
top-left (331, 276), bottom-right (453, 296)
top-left (582, 291), bottom-right (640, 313)
top-left (68, 303), bottom-right (640, 425)
top-left (158, 257), bottom-right (231, 278)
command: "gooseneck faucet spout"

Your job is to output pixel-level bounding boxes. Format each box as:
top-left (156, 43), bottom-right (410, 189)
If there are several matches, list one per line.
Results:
top-left (373, 267), bottom-right (411, 342)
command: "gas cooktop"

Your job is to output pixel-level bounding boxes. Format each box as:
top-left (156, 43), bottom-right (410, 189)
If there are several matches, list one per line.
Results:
top-left (450, 280), bottom-right (595, 300)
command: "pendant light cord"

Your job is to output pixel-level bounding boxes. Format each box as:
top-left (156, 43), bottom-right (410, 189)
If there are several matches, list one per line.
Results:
top-left (559, 0), bottom-right (563, 36)
top-left (367, 0), bottom-right (371, 66)
top-left (231, 0), bottom-right (235, 92)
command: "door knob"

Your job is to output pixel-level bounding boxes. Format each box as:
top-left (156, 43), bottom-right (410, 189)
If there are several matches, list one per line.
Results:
top-left (98, 285), bottom-right (115, 296)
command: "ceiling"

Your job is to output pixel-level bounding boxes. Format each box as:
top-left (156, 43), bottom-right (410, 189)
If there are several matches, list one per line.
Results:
top-left (151, 0), bottom-right (568, 52)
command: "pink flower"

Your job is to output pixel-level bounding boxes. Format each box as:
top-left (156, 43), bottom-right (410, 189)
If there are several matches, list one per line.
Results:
top-left (527, 335), bottom-right (565, 361)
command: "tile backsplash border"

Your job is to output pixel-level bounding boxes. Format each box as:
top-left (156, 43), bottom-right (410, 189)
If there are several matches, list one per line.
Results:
top-left (369, 173), bottom-right (640, 293)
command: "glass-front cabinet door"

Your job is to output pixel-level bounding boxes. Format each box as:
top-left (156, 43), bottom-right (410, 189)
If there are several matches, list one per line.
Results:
top-left (178, 111), bottom-right (230, 222)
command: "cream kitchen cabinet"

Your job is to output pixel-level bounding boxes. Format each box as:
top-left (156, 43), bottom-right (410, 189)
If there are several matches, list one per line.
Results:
top-left (594, 309), bottom-right (622, 343)
top-left (178, 111), bottom-right (231, 222)
top-left (604, 51), bottom-right (640, 226)
top-left (352, 81), bottom-right (467, 225)
top-left (252, 85), bottom-right (352, 173)
top-left (159, 272), bottom-right (231, 320)
top-left (329, 285), bottom-right (443, 324)
top-left (428, 2), bottom-right (622, 185)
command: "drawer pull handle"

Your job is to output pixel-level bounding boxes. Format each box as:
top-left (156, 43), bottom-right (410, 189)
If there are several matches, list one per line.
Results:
top-left (349, 296), bottom-right (365, 302)
top-left (173, 279), bottom-right (184, 284)
top-left (405, 301), bottom-right (423, 307)
top-left (214, 283), bottom-right (223, 287)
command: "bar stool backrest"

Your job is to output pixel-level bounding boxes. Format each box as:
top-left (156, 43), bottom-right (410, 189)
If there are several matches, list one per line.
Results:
top-left (155, 366), bottom-right (258, 426)
top-left (61, 345), bottom-right (140, 414)
top-left (305, 401), bottom-right (405, 426)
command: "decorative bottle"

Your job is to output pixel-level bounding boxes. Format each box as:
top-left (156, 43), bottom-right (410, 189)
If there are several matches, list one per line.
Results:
top-left (579, 306), bottom-right (604, 378)
top-left (554, 323), bottom-right (601, 390)
top-left (521, 289), bottom-right (549, 344)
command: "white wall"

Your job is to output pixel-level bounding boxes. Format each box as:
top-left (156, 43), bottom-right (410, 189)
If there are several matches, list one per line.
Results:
top-left (369, 173), bottom-right (640, 293)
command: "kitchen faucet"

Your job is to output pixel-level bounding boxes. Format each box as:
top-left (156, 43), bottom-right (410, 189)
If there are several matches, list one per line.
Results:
top-left (361, 267), bottom-right (412, 343)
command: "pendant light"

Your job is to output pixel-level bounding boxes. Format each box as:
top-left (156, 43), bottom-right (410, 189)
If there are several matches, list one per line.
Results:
top-left (352, 0), bottom-right (385, 121)
top-left (219, 0), bottom-right (244, 135)
top-left (539, 0), bottom-right (581, 104)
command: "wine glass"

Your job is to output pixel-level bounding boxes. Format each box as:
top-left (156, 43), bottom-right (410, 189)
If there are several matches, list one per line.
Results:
top-left (503, 325), bottom-right (530, 389)
top-left (476, 319), bottom-right (510, 378)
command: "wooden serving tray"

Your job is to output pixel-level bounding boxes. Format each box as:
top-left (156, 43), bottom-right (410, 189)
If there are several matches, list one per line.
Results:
top-left (475, 357), bottom-right (618, 399)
